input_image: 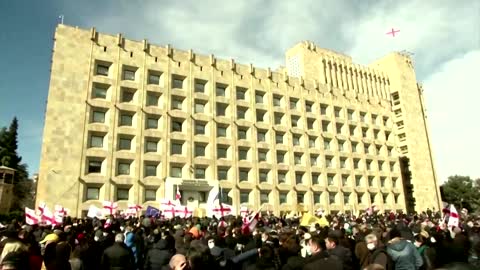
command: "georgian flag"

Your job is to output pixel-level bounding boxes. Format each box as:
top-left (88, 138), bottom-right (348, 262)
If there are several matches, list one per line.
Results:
top-left (447, 205), bottom-right (459, 228)
top-left (25, 207), bottom-right (39, 225)
top-left (125, 203), bottom-right (143, 217)
top-left (102, 201), bottom-right (118, 215)
top-left (175, 185), bottom-right (182, 201)
top-left (175, 205), bottom-right (193, 218)
top-left (42, 206), bottom-right (57, 225)
top-left (211, 203), bottom-right (232, 218)
top-left (54, 205), bottom-right (69, 218)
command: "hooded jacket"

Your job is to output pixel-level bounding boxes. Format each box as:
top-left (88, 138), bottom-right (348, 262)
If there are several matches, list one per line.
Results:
top-left (144, 239), bottom-right (173, 270)
top-left (387, 237), bottom-right (423, 270)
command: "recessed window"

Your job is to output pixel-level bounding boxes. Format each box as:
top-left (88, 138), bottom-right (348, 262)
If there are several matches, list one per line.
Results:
top-left (117, 161), bottom-right (131, 175)
top-left (342, 175), bottom-right (349, 186)
top-left (146, 117), bottom-right (158, 129)
top-left (340, 158), bottom-right (347, 169)
top-left (279, 192), bottom-right (287, 204)
top-left (260, 192), bottom-right (269, 204)
top-left (338, 141), bottom-right (345, 152)
top-left (278, 171), bottom-right (287, 183)
top-left (273, 95), bottom-right (281, 106)
top-left (194, 143), bottom-right (206, 157)
top-left (87, 159), bottom-right (102, 174)
top-left (256, 110), bottom-right (265, 122)
top-left (238, 148), bottom-right (248, 160)
top-left (146, 92), bottom-right (159, 106)
top-left (217, 145), bottom-right (228, 158)
top-left (312, 173), bottom-right (320, 185)
top-left (89, 134), bottom-right (104, 148)
top-left (236, 87), bottom-right (246, 100)
top-left (216, 83), bottom-right (227, 97)
top-left (324, 140), bottom-right (331, 150)
top-left (274, 113), bottom-right (282, 125)
top-left (123, 68), bottom-right (136, 81)
top-left (313, 193), bottom-right (321, 204)
top-left (118, 137), bottom-right (132, 150)
top-left (295, 172), bottom-right (303, 184)
top-left (334, 107), bottom-right (342, 118)
top-left (344, 193), bottom-right (350, 204)
top-left (145, 189), bottom-right (157, 201)
top-left (291, 116), bottom-right (299, 127)
top-left (92, 110), bottom-right (106, 123)
top-left (360, 112), bottom-right (366, 122)
top-left (380, 177), bottom-right (386, 187)
top-left (144, 164), bottom-right (157, 177)
top-left (258, 150), bottom-right (267, 162)
top-left (255, 91), bottom-right (264, 103)
top-left (171, 96), bottom-right (184, 110)
top-left (322, 121), bottom-right (330, 132)
top-left (259, 170), bottom-right (268, 183)
top-left (217, 125), bottom-right (227, 137)
top-left (355, 176), bottom-right (362, 187)
top-left (358, 193), bottom-right (363, 204)
top-left (194, 100), bottom-right (205, 113)
top-left (195, 167), bottom-right (206, 179)
top-left (293, 135), bottom-right (300, 146)
top-left (171, 119), bottom-right (183, 132)
top-left (92, 83), bottom-right (108, 99)
top-left (305, 101), bottom-right (313, 113)
top-left (195, 121), bottom-right (206, 135)
top-left (289, 98), bottom-right (298, 110)
top-left (148, 71), bottom-right (161, 85)
top-left (275, 133), bottom-right (284, 144)
top-left (309, 137), bottom-right (316, 148)
top-left (145, 140), bottom-right (157, 153)
top-left (348, 110), bottom-right (354, 120)
top-left (294, 153), bottom-right (302, 165)
top-left (310, 155), bottom-right (318, 166)
top-left (297, 192), bottom-right (304, 204)
top-left (276, 151), bottom-right (285, 163)
top-left (170, 165), bottom-right (183, 178)
top-left (119, 113), bottom-right (133, 126)
top-left (329, 192), bottom-right (336, 204)
top-left (326, 157), bottom-right (333, 168)
top-left (172, 76), bottom-right (185, 89)
top-left (236, 128), bottom-right (247, 140)
top-left (218, 167), bottom-right (228, 180)
top-left (216, 103), bottom-right (227, 116)
top-left (307, 119), bottom-right (315, 130)
top-left (320, 104), bottom-right (328, 115)
top-left (117, 188), bottom-right (129, 200)
top-left (237, 107), bottom-right (246, 119)
top-left (86, 187), bottom-right (99, 200)
top-left (96, 64), bottom-right (110, 76)
top-left (240, 191), bottom-right (249, 204)
top-left (239, 169), bottom-right (249, 181)
top-left (327, 174), bottom-right (335, 185)
top-left (257, 130), bottom-right (266, 142)
top-left (194, 79), bottom-right (207, 93)
top-left (171, 142), bottom-right (183, 155)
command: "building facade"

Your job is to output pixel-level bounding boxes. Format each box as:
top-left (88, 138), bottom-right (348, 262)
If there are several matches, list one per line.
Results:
top-left (36, 24), bottom-right (442, 217)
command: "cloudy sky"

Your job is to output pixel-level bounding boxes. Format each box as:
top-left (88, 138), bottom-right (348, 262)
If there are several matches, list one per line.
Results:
top-left (0, 0), bottom-right (479, 183)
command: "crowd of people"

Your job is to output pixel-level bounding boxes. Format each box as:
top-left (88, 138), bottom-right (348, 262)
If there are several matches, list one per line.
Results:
top-left (0, 210), bottom-right (479, 270)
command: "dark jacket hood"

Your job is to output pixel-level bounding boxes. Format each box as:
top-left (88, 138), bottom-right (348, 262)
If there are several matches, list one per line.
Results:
top-left (388, 238), bottom-right (409, 252)
top-left (153, 239), bottom-right (168, 250)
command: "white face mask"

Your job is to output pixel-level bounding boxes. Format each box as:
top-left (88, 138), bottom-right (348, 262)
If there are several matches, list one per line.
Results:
top-left (208, 242), bottom-right (215, 249)
top-left (367, 243), bottom-right (376, 250)
top-left (94, 236), bottom-right (99, 242)
top-left (414, 241), bottom-right (422, 247)
top-left (307, 246), bottom-right (313, 256)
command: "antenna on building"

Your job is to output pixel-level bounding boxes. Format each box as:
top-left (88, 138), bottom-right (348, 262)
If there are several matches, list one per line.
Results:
top-left (399, 50), bottom-right (416, 67)
top-left (58, 15), bottom-right (64, 24)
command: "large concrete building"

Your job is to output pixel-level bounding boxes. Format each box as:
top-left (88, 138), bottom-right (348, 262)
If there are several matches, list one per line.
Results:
top-left (36, 24), bottom-right (442, 217)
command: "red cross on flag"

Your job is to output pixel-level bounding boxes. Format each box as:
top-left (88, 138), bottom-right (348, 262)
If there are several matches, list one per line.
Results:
top-left (175, 205), bottom-right (193, 218)
top-left (163, 205), bottom-right (177, 219)
top-left (37, 202), bottom-right (46, 216)
top-left (41, 206), bottom-right (57, 226)
top-left (161, 199), bottom-right (178, 208)
top-left (54, 205), bottom-right (69, 218)
top-left (102, 201), bottom-right (118, 216)
top-left (447, 205), bottom-right (459, 228)
top-left (175, 185), bottom-right (182, 201)
top-left (25, 207), bottom-right (39, 225)
top-left (212, 203), bottom-right (232, 218)
top-left (125, 203), bottom-right (143, 217)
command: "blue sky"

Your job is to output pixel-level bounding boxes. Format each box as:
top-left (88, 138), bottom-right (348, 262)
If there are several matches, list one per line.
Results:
top-left (0, 0), bottom-right (479, 182)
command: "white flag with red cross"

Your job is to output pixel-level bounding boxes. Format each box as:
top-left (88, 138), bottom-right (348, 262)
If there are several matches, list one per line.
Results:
top-left (211, 203), bottom-right (232, 218)
top-left (175, 205), bottom-right (194, 218)
top-left (42, 206), bottom-right (57, 226)
top-left (102, 201), bottom-right (118, 216)
top-left (175, 185), bottom-right (182, 201)
top-left (447, 205), bottom-right (459, 228)
top-left (25, 207), bottom-right (39, 225)
top-left (54, 205), bottom-right (69, 218)
top-left (125, 203), bottom-right (143, 217)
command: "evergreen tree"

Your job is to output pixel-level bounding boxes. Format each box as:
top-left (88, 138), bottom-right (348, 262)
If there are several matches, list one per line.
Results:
top-left (0, 117), bottom-right (33, 211)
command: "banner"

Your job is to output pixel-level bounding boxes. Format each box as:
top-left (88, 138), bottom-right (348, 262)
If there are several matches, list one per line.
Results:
top-left (87, 205), bottom-right (104, 219)
top-left (146, 206), bottom-right (160, 217)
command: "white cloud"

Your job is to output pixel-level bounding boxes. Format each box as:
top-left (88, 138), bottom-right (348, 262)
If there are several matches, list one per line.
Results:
top-left (423, 49), bottom-right (480, 182)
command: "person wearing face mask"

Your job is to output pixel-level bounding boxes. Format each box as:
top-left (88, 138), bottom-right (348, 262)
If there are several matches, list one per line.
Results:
top-left (303, 235), bottom-right (342, 270)
top-left (365, 233), bottom-right (392, 270)
top-left (413, 232), bottom-right (434, 270)
top-left (325, 235), bottom-right (353, 270)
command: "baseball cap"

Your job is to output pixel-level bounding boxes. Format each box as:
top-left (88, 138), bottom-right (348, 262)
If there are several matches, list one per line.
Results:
top-left (40, 233), bottom-right (59, 244)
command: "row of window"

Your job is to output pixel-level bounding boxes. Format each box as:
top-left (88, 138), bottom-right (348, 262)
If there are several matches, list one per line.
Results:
top-left (93, 63), bottom-right (392, 126)
top-left (90, 108), bottom-right (394, 145)
top-left (85, 186), bottom-right (401, 205)
top-left (89, 130), bottom-right (396, 159)
top-left (86, 158), bottom-right (399, 185)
